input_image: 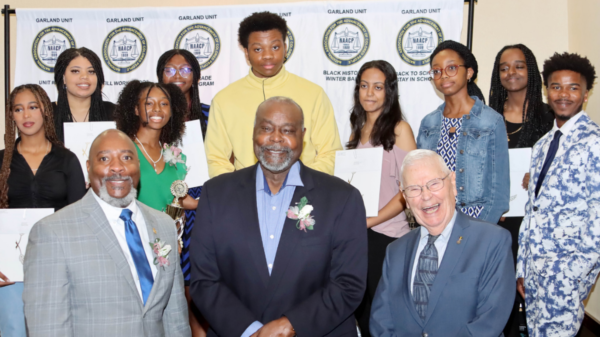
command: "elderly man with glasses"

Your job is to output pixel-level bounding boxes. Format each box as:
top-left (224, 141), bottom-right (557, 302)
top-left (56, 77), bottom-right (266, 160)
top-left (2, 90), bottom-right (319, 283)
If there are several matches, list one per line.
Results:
top-left (369, 149), bottom-right (515, 337)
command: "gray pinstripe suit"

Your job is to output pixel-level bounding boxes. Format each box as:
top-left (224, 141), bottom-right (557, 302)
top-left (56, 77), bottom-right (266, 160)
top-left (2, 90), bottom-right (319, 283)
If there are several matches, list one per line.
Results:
top-left (23, 190), bottom-right (191, 337)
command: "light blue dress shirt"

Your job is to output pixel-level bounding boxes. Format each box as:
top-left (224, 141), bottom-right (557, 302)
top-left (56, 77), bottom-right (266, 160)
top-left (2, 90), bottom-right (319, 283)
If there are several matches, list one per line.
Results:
top-left (241, 162), bottom-right (303, 337)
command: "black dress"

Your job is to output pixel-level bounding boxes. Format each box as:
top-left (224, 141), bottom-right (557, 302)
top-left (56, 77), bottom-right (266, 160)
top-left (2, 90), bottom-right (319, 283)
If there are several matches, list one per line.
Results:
top-left (52, 101), bottom-right (116, 143)
top-left (0, 139), bottom-right (86, 210)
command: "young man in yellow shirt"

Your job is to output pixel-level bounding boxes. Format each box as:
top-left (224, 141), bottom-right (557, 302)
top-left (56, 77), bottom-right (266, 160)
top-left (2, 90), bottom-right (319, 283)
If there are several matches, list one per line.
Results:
top-left (204, 11), bottom-right (342, 177)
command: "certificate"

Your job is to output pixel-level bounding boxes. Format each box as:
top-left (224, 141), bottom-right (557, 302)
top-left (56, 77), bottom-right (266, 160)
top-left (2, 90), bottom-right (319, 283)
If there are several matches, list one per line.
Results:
top-left (64, 121), bottom-right (117, 182)
top-left (0, 208), bottom-right (54, 282)
top-left (334, 147), bottom-right (384, 217)
top-left (505, 148), bottom-right (532, 217)
top-left (179, 120), bottom-right (210, 188)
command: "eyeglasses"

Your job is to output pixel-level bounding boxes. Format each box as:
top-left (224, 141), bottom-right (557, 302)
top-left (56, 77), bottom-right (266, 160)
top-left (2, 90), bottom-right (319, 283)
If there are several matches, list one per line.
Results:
top-left (402, 172), bottom-right (451, 198)
top-left (163, 67), bottom-right (193, 78)
top-left (428, 65), bottom-right (466, 80)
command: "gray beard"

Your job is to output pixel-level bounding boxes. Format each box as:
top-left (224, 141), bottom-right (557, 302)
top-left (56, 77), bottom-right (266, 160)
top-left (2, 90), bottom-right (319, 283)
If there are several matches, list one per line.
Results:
top-left (98, 176), bottom-right (138, 208)
top-left (257, 145), bottom-right (294, 173)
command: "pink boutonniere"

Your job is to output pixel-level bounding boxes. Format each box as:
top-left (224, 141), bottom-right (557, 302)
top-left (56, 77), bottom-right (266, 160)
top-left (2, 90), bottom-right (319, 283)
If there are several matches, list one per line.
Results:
top-left (149, 238), bottom-right (171, 268)
top-left (287, 196), bottom-right (315, 232)
top-left (162, 143), bottom-right (186, 169)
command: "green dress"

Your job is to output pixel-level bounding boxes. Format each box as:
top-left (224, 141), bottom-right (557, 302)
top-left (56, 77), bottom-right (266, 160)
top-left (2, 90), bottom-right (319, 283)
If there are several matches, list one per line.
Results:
top-left (136, 144), bottom-right (187, 211)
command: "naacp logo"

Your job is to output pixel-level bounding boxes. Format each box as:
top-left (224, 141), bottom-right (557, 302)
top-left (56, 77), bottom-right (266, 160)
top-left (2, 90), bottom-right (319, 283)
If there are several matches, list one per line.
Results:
top-left (174, 24), bottom-right (221, 70)
top-left (397, 17), bottom-right (444, 66)
top-left (284, 28), bottom-right (295, 64)
top-left (102, 26), bottom-right (147, 74)
top-left (32, 26), bottom-right (76, 73)
top-left (323, 18), bottom-right (369, 66)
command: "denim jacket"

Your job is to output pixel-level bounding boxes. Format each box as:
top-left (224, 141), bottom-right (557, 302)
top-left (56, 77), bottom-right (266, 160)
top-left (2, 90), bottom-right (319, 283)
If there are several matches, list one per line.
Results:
top-left (417, 97), bottom-right (509, 223)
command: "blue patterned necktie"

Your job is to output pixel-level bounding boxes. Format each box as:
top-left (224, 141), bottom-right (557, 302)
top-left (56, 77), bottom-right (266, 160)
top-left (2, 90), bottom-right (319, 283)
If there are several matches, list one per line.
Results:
top-left (414, 234), bottom-right (440, 321)
top-left (120, 209), bottom-right (154, 305)
top-left (535, 130), bottom-right (562, 198)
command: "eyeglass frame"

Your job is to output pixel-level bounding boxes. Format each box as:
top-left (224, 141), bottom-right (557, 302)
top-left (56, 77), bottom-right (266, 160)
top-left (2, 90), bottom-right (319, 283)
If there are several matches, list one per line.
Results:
top-left (428, 65), bottom-right (467, 80)
top-left (163, 66), bottom-right (194, 78)
top-left (401, 172), bottom-right (452, 198)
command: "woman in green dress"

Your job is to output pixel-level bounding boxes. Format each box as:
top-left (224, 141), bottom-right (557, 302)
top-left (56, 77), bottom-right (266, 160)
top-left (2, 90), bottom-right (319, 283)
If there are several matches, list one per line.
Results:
top-left (115, 80), bottom-right (198, 211)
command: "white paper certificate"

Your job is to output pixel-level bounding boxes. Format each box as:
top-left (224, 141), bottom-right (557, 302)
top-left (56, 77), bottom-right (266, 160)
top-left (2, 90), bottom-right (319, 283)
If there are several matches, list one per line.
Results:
top-left (0, 208), bottom-right (54, 282)
top-left (180, 120), bottom-right (210, 188)
top-left (64, 121), bottom-right (117, 182)
top-left (334, 147), bottom-right (384, 217)
top-left (505, 148), bottom-right (533, 217)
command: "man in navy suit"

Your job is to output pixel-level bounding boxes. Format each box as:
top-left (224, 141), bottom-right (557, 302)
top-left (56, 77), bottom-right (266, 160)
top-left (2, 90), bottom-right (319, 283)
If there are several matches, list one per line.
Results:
top-left (370, 149), bottom-right (515, 337)
top-left (190, 96), bottom-right (367, 337)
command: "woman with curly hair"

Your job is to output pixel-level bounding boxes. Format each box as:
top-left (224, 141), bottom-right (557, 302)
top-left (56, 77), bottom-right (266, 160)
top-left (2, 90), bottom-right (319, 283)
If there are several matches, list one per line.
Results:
top-left (157, 50), bottom-right (210, 336)
top-left (53, 47), bottom-right (115, 142)
top-left (488, 44), bottom-right (554, 337)
top-left (347, 60), bottom-right (416, 337)
top-left (115, 80), bottom-right (198, 211)
top-left (417, 40), bottom-right (509, 224)
top-left (0, 84), bottom-right (86, 337)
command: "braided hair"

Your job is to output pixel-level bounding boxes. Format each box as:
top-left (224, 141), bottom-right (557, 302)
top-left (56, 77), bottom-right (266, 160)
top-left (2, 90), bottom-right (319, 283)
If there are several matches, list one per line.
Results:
top-left (347, 60), bottom-right (404, 151)
top-left (156, 49), bottom-right (207, 136)
top-left (0, 84), bottom-right (62, 208)
top-left (54, 47), bottom-right (107, 141)
top-left (489, 44), bottom-right (550, 148)
top-left (430, 40), bottom-right (485, 103)
top-left (114, 80), bottom-right (186, 146)
top-left (542, 52), bottom-right (597, 90)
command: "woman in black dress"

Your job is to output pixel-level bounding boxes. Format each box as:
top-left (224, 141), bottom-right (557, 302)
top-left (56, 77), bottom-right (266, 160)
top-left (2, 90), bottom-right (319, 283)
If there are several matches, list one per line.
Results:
top-left (52, 47), bottom-right (115, 142)
top-left (0, 84), bottom-right (86, 336)
top-left (488, 44), bottom-right (554, 337)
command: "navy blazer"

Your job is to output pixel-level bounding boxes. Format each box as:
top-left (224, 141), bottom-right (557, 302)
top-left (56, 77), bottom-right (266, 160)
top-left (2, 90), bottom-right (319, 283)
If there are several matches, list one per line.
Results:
top-left (190, 162), bottom-right (367, 337)
top-left (370, 211), bottom-right (515, 337)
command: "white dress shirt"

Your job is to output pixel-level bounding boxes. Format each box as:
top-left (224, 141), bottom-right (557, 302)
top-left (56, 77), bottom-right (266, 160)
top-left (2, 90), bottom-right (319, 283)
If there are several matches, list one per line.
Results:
top-left (544, 110), bottom-right (585, 161)
top-left (92, 192), bottom-right (158, 301)
top-left (411, 211), bottom-right (458, 294)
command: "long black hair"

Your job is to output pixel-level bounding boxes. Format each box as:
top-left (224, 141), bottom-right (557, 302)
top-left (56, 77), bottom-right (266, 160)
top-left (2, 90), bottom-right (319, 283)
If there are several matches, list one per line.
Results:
top-left (156, 49), bottom-right (207, 136)
top-left (347, 60), bottom-right (404, 151)
top-left (430, 40), bottom-right (485, 103)
top-left (489, 44), bottom-right (551, 147)
top-left (54, 47), bottom-right (107, 141)
top-left (114, 81), bottom-right (186, 146)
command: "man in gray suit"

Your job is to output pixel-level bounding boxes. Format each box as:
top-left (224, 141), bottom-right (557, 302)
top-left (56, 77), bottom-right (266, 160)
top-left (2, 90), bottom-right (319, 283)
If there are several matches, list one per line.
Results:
top-left (23, 129), bottom-right (190, 337)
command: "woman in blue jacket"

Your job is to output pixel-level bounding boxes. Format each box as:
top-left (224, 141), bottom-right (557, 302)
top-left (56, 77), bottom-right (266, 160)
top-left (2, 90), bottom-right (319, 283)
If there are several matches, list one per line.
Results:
top-left (417, 40), bottom-right (509, 224)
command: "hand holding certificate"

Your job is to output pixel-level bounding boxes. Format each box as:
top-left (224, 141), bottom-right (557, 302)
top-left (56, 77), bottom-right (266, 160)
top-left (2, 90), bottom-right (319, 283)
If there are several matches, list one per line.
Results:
top-left (505, 148), bottom-right (532, 217)
top-left (0, 209), bottom-right (54, 282)
top-left (334, 148), bottom-right (384, 217)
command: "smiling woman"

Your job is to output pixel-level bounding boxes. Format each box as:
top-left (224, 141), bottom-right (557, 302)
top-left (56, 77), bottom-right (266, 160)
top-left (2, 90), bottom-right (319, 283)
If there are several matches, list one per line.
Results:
top-left (114, 80), bottom-right (198, 213)
top-left (52, 48), bottom-right (116, 143)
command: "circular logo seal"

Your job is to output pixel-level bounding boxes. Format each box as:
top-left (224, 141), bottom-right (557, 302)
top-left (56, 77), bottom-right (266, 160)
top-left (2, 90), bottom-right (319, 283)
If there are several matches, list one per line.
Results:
top-left (174, 24), bottom-right (221, 70)
top-left (102, 26), bottom-right (147, 74)
top-left (397, 17), bottom-right (444, 66)
top-left (284, 28), bottom-right (295, 64)
top-left (31, 26), bottom-right (76, 73)
top-left (323, 17), bottom-right (370, 66)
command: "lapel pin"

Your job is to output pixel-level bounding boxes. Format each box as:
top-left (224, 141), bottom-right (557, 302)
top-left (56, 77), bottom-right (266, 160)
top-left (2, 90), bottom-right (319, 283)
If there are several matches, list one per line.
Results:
top-left (457, 236), bottom-right (463, 244)
top-left (153, 228), bottom-right (157, 235)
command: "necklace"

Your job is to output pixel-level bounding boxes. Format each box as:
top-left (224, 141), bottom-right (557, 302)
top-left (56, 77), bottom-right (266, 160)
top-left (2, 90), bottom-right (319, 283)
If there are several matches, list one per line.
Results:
top-left (18, 140), bottom-right (50, 173)
top-left (71, 110), bottom-right (90, 123)
top-left (505, 119), bottom-right (523, 142)
top-left (135, 136), bottom-right (163, 173)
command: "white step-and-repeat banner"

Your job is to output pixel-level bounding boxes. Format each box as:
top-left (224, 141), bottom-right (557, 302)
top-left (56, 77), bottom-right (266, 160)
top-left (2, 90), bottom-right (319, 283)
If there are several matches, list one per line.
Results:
top-left (14, 0), bottom-right (463, 142)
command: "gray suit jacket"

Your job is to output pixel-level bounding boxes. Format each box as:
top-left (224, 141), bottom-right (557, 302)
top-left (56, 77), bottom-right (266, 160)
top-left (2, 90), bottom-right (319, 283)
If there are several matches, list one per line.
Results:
top-left (23, 190), bottom-right (191, 337)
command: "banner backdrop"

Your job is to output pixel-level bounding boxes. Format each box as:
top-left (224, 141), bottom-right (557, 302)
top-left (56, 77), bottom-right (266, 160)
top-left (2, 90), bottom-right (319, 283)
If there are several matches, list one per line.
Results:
top-left (15, 0), bottom-right (463, 143)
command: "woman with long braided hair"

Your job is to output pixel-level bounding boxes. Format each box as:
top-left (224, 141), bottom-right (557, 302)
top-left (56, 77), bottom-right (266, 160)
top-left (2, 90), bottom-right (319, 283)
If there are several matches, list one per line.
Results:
top-left (416, 40), bottom-right (509, 224)
top-left (489, 44), bottom-right (553, 337)
top-left (0, 84), bottom-right (85, 337)
top-left (53, 47), bottom-right (115, 142)
top-left (157, 50), bottom-right (211, 336)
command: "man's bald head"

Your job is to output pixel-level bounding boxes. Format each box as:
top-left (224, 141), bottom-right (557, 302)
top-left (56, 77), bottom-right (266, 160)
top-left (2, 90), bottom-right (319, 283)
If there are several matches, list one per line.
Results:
top-left (255, 96), bottom-right (304, 128)
top-left (86, 129), bottom-right (141, 208)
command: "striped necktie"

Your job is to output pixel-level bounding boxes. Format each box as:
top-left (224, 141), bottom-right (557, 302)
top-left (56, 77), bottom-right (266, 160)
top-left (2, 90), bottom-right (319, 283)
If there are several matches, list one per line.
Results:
top-left (413, 234), bottom-right (441, 321)
top-left (120, 209), bottom-right (154, 304)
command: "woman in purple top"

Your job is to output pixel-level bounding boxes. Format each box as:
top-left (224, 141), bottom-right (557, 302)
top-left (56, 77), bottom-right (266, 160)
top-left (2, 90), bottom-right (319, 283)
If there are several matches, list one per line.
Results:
top-left (347, 60), bottom-right (416, 337)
